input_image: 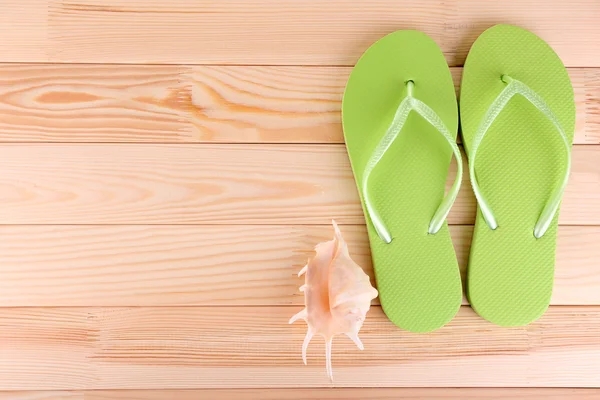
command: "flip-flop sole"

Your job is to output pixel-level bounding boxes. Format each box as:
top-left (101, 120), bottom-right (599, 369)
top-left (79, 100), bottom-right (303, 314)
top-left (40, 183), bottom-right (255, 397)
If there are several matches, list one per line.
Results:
top-left (460, 25), bottom-right (575, 326)
top-left (342, 31), bottom-right (462, 332)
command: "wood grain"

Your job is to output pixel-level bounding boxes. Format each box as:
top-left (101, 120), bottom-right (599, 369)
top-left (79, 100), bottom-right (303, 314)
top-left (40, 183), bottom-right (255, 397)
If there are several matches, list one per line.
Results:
top-left (0, 65), bottom-right (597, 144)
top-left (1, 0), bottom-right (599, 66)
top-left (586, 69), bottom-right (600, 143)
top-left (0, 225), bottom-right (598, 307)
top-left (2, 388), bottom-right (600, 400)
top-left (0, 144), bottom-right (597, 225)
top-left (0, 64), bottom-right (192, 142)
top-left (0, 1), bottom-right (599, 395)
top-left (0, 306), bottom-right (599, 389)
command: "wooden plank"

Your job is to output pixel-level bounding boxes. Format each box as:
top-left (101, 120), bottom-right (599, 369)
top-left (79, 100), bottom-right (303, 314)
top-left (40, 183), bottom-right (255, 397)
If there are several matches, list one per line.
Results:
top-left (0, 64), bottom-right (192, 142)
top-left (2, 388), bottom-right (600, 400)
top-left (1, 1), bottom-right (599, 66)
top-left (0, 144), bottom-right (598, 225)
top-left (586, 69), bottom-right (600, 143)
top-left (0, 1), bottom-right (48, 62)
top-left (0, 393), bottom-right (79, 400)
top-left (0, 65), bottom-right (597, 144)
top-left (0, 225), bottom-right (598, 307)
top-left (0, 306), bottom-right (599, 389)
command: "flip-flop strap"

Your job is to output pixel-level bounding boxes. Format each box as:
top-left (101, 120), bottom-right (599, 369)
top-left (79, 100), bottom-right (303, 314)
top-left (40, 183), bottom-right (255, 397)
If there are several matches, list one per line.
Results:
top-left (362, 80), bottom-right (463, 244)
top-left (469, 75), bottom-right (572, 238)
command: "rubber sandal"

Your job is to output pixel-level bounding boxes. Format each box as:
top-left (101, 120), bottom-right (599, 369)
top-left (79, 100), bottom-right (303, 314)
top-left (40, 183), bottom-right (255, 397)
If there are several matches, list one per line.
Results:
top-left (342, 31), bottom-right (463, 332)
top-left (460, 25), bottom-right (576, 326)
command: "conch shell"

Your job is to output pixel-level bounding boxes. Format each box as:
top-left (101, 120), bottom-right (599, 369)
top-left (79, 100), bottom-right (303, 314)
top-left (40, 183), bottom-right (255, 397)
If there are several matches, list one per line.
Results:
top-left (289, 220), bottom-right (378, 380)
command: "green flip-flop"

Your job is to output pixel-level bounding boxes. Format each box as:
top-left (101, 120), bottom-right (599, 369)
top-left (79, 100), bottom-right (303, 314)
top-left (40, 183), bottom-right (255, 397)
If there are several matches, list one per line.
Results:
top-left (342, 31), bottom-right (463, 332)
top-left (460, 25), bottom-right (575, 326)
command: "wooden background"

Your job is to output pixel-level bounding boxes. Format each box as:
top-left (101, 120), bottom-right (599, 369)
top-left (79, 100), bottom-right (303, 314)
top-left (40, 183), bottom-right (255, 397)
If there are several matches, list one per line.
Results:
top-left (0, 0), bottom-right (599, 398)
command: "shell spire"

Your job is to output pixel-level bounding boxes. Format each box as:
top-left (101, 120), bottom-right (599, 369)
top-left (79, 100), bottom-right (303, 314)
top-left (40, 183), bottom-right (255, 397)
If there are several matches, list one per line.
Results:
top-left (289, 220), bottom-right (378, 380)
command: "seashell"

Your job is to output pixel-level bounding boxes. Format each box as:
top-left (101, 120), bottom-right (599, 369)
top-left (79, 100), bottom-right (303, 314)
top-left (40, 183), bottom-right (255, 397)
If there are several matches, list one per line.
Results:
top-left (289, 220), bottom-right (378, 380)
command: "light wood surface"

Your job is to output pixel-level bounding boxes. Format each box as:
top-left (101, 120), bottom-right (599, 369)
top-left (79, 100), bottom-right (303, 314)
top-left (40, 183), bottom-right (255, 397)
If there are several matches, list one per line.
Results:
top-left (0, 65), bottom-right (598, 144)
top-left (0, 64), bottom-right (192, 142)
top-left (0, 306), bottom-right (599, 389)
top-left (0, 144), bottom-right (598, 225)
top-left (1, 0), bottom-right (599, 66)
top-left (2, 388), bottom-right (600, 399)
top-left (0, 225), bottom-right (598, 306)
top-left (1, 0), bottom-right (599, 396)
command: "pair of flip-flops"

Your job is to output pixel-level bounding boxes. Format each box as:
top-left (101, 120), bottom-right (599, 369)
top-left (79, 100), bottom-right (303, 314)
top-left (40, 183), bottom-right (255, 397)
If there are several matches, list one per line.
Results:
top-left (342, 24), bottom-right (575, 332)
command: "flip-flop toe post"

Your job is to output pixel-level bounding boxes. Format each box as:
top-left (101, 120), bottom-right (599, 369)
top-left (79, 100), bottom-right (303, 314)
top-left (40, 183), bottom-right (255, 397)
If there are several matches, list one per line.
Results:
top-left (342, 31), bottom-right (463, 332)
top-left (460, 25), bottom-right (576, 326)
